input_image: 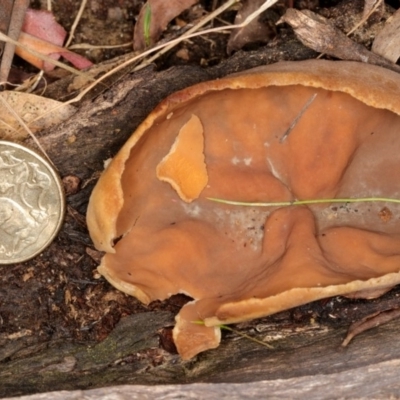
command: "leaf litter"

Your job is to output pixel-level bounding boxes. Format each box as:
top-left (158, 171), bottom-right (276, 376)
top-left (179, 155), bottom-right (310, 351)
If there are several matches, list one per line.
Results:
top-left (134, 0), bottom-right (200, 51)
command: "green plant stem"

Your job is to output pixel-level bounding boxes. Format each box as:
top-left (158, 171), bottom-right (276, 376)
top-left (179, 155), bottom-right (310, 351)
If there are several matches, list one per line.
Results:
top-left (207, 197), bottom-right (400, 207)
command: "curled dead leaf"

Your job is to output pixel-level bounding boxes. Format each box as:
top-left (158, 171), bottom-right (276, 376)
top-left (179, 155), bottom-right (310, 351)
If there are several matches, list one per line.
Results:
top-left (16, 32), bottom-right (93, 71)
top-left (342, 308), bottom-right (400, 347)
top-left (10, 8), bottom-right (93, 72)
top-left (279, 8), bottom-right (400, 73)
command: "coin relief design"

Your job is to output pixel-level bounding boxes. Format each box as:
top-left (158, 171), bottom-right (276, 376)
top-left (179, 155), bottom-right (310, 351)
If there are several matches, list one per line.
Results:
top-left (0, 141), bottom-right (64, 264)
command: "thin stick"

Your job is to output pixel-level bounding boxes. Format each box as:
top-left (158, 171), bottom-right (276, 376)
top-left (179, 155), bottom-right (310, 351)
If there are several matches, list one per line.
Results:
top-left (4, 0), bottom-right (278, 133)
top-left (26, 70), bottom-right (44, 93)
top-left (63, 0), bottom-right (279, 105)
top-left (207, 197), bottom-right (400, 207)
top-left (136, 0), bottom-right (242, 69)
top-left (347, 0), bottom-right (384, 36)
top-left (0, 31), bottom-right (88, 79)
top-left (65, 0), bottom-right (88, 48)
top-left (144, 0), bottom-right (278, 66)
top-left (280, 93), bottom-right (317, 143)
top-left (68, 42), bottom-right (133, 50)
top-left (317, 0), bottom-right (384, 59)
top-left (0, 0), bottom-right (30, 84)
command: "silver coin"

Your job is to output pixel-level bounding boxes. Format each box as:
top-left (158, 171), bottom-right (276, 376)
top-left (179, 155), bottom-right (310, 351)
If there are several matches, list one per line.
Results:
top-left (0, 141), bottom-right (65, 264)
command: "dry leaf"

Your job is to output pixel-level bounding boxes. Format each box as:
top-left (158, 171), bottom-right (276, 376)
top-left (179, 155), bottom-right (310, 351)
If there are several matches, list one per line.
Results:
top-left (16, 32), bottom-right (93, 71)
top-left (13, 8), bottom-right (93, 71)
top-left (0, 91), bottom-right (76, 140)
top-left (227, 0), bottom-right (276, 54)
top-left (279, 9), bottom-right (400, 73)
top-left (134, 0), bottom-right (199, 51)
top-left (22, 9), bottom-right (66, 47)
top-left (372, 8), bottom-right (400, 63)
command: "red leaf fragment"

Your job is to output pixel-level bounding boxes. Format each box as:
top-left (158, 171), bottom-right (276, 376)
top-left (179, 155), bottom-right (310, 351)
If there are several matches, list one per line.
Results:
top-left (22, 9), bottom-right (66, 47)
top-left (16, 32), bottom-right (92, 71)
top-left (57, 50), bottom-right (93, 70)
top-left (16, 8), bottom-right (92, 71)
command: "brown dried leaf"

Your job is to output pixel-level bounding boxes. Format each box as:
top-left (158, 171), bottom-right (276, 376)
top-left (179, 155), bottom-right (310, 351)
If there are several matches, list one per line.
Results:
top-left (134, 0), bottom-right (199, 51)
top-left (279, 9), bottom-right (400, 73)
top-left (372, 8), bottom-right (400, 63)
top-left (0, 91), bottom-right (76, 140)
top-left (227, 0), bottom-right (276, 54)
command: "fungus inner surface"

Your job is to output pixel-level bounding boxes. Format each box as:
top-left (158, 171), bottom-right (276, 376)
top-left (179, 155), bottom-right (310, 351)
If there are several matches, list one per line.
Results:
top-left (95, 83), bottom-right (400, 359)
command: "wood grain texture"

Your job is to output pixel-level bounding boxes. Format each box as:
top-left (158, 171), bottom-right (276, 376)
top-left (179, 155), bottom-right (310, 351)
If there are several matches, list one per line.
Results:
top-left (3, 314), bottom-right (400, 399)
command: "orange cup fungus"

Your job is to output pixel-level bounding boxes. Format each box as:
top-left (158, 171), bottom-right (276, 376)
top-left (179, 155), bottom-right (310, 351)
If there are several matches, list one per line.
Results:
top-left (87, 60), bottom-right (400, 359)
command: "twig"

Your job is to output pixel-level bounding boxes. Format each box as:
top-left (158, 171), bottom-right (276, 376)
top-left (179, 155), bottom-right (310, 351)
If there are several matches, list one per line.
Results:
top-left (63, 0), bottom-right (279, 105)
top-left (0, 31), bottom-right (88, 79)
top-left (68, 42), bottom-right (133, 50)
top-left (0, 0), bottom-right (30, 84)
top-left (2, 0), bottom-right (278, 133)
top-left (65, 0), bottom-right (88, 48)
top-left (347, 0), bottom-right (384, 36)
top-left (25, 71), bottom-right (45, 93)
top-left (137, 0), bottom-right (242, 69)
top-left (317, 0), bottom-right (384, 59)
top-left (280, 93), bottom-right (317, 143)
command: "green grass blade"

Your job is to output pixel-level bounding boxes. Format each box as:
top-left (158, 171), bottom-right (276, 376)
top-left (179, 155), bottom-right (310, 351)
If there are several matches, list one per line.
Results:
top-left (143, 3), bottom-right (152, 47)
top-left (191, 320), bottom-right (273, 349)
top-left (207, 197), bottom-right (400, 207)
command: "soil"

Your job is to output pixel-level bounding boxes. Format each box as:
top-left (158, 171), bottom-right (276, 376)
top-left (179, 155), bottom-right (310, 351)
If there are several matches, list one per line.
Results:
top-left (2, 0), bottom-right (400, 398)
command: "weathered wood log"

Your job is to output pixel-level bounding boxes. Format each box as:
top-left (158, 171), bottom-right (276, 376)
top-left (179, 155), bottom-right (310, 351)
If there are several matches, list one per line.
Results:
top-left (3, 309), bottom-right (400, 398)
top-left (6, 357), bottom-right (400, 400)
